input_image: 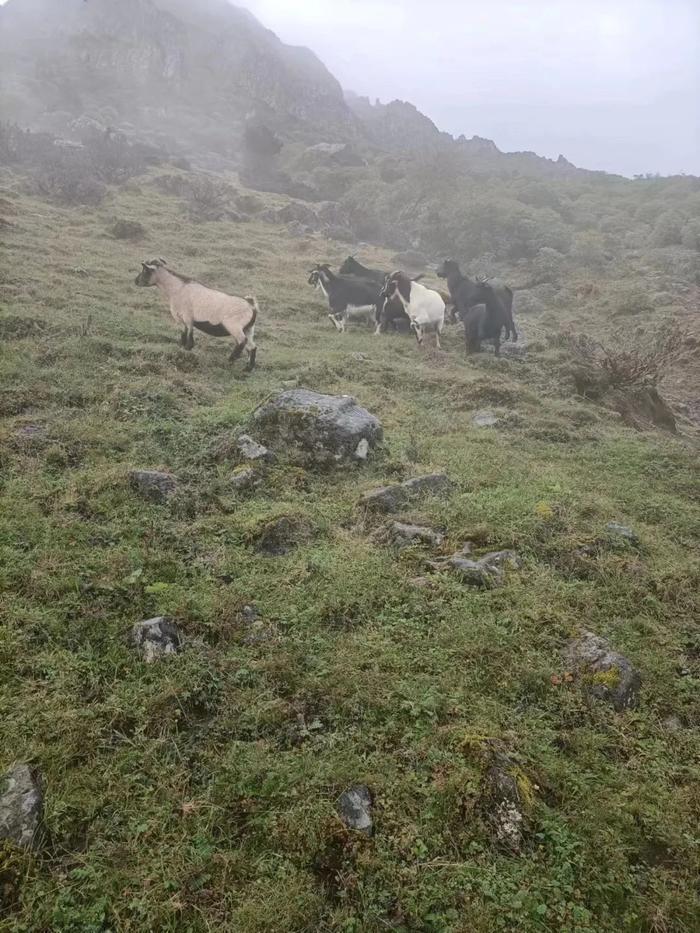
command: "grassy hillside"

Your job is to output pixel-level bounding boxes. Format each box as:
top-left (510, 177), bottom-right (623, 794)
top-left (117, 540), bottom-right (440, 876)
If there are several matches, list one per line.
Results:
top-left (1, 170), bottom-right (699, 932)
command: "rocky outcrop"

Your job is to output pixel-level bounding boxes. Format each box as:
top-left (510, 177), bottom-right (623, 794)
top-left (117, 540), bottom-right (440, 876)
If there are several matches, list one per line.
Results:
top-left (129, 469), bottom-right (177, 503)
top-left (252, 389), bottom-right (383, 466)
top-left (337, 785), bottom-right (373, 835)
top-left (0, 764), bottom-right (44, 849)
top-left (565, 631), bottom-right (641, 711)
top-left (131, 617), bottom-right (183, 662)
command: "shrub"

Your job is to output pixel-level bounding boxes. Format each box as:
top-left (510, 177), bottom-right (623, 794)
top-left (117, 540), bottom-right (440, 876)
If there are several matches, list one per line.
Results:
top-left (110, 219), bottom-right (146, 240)
top-left (565, 321), bottom-right (688, 390)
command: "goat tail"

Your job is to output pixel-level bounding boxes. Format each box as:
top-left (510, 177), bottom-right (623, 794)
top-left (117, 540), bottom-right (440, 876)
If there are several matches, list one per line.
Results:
top-left (243, 296), bottom-right (259, 332)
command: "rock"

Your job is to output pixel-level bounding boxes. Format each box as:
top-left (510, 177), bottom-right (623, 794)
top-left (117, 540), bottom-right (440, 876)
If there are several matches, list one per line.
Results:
top-left (389, 522), bottom-right (444, 550)
top-left (472, 410), bottom-right (500, 428)
top-left (231, 467), bottom-right (258, 491)
top-left (354, 438), bottom-right (370, 461)
top-left (661, 714), bottom-right (683, 733)
top-left (255, 515), bottom-right (313, 556)
top-left (0, 764), bottom-right (44, 849)
top-left (410, 575), bottom-right (432, 588)
top-left (252, 389), bottom-right (383, 466)
top-left (337, 785), bottom-right (373, 835)
top-left (439, 549), bottom-right (521, 588)
top-left (484, 757), bottom-right (527, 853)
top-left (129, 470), bottom-right (177, 503)
top-left (236, 434), bottom-right (272, 462)
top-left (131, 617), bottom-right (182, 662)
top-left (361, 473), bottom-right (453, 513)
top-left (605, 522), bottom-right (640, 545)
top-left (500, 339), bottom-right (529, 360)
top-left (565, 631), bottom-right (641, 711)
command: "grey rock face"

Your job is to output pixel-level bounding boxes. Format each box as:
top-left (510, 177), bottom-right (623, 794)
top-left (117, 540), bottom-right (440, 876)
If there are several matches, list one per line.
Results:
top-left (253, 389), bottom-right (383, 466)
top-left (362, 474), bottom-right (453, 513)
top-left (337, 785), bottom-right (373, 835)
top-left (389, 522), bottom-right (444, 550)
top-left (131, 617), bottom-right (182, 662)
top-left (236, 434), bottom-right (271, 462)
top-left (0, 763), bottom-right (44, 849)
top-left (565, 631), bottom-right (641, 711)
top-left (485, 757), bottom-right (527, 853)
top-left (129, 470), bottom-right (177, 503)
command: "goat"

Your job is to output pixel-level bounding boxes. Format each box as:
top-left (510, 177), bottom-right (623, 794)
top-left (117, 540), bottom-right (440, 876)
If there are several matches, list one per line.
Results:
top-left (436, 260), bottom-right (516, 341)
top-left (460, 280), bottom-right (511, 356)
top-left (134, 258), bottom-right (258, 369)
top-left (308, 264), bottom-right (380, 332)
top-left (338, 256), bottom-right (387, 286)
top-left (380, 271), bottom-right (445, 348)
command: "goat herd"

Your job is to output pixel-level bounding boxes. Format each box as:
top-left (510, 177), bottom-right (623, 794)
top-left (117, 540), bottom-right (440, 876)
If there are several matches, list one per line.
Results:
top-left (134, 254), bottom-right (518, 371)
top-left (308, 256), bottom-right (517, 356)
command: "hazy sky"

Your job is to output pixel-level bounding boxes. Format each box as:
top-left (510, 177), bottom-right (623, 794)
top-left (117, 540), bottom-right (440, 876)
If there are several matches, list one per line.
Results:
top-left (245, 0), bottom-right (700, 177)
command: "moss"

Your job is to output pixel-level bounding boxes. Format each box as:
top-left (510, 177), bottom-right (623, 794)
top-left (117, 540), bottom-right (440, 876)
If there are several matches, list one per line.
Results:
top-left (589, 667), bottom-right (622, 690)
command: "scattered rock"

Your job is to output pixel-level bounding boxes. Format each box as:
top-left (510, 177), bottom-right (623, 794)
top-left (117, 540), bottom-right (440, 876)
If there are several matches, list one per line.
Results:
top-left (410, 575), bottom-right (433, 589)
top-left (337, 785), bottom-right (373, 835)
top-left (565, 631), bottom-right (641, 711)
top-left (605, 522), bottom-right (640, 545)
top-left (252, 389), bottom-right (383, 466)
top-left (437, 549), bottom-right (521, 588)
top-left (500, 339), bottom-right (529, 360)
top-left (472, 410), bottom-right (500, 428)
top-left (484, 755), bottom-right (528, 853)
top-left (661, 714), bottom-right (683, 733)
top-left (236, 434), bottom-right (272, 462)
top-left (131, 617), bottom-right (182, 662)
top-left (388, 521), bottom-right (444, 550)
top-left (361, 473), bottom-right (453, 513)
top-left (0, 763), bottom-right (44, 849)
top-left (255, 515), bottom-right (314, 557)
top-left (351, 352), bottom-right (369, 363)
top-left (231, 467), bottom-right (258, 491)
top-left (129, 469), bottom-right (177, 503)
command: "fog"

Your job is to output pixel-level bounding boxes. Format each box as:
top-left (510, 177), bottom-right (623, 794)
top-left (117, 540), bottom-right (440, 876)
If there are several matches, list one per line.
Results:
top-left (245, 0), bottom-right (700, 177)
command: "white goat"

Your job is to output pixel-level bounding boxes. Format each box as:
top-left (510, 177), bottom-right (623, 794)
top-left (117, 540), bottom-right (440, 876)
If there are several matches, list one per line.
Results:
top-left (135, 259), bottom-right (258, 369)
top-left (380, 271), bottom-right (445, 348)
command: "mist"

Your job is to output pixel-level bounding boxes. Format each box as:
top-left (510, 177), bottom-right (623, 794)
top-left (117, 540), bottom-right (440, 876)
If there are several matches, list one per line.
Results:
top-left (245, 0), bottom-right (700, 177)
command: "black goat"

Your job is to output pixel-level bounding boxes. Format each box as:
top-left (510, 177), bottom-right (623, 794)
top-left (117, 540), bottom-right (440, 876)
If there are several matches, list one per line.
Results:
top-left (339, 256), bottom-right (387, 285)
top-left (436, 260), bottom-right (516, 341)
top-left (461, 281), bottom-right (512, 356)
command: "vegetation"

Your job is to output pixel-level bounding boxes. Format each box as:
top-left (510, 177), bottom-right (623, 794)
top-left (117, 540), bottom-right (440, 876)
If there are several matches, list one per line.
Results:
top-left (0, 154), bottom-right (699, 931)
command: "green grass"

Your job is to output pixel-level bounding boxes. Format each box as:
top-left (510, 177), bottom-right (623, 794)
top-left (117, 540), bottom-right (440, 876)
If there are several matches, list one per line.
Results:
top-left (1, 170), bottom-right (699, 932)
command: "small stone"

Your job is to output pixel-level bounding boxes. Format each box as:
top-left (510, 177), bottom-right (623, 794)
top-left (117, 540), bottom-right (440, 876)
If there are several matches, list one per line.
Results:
top-left (472, 410), bottom-right (500, 428)
top-left (131, 617), bottom-right (182, 662)
top-left (661, 714), bottom-right (683, 733)
top-left (361, 474), bottom-right (453, 514)
top-left (389, 521), bottom-right (445, 550)
top-left (256, 515), bottom-right (313, 556)
top-left (129, 470), bottom-right (177, 503)
top-left (605, 522), bottom-right (639, 545)
top-left (236, 434), bottom-right (271, 462)
top-left (337, 785), bottom-right (373, 835)
top-left (484, 754), bottom-right (528, 853)
top-left (444, 549), bottom-right (521, 587)
top-left (479, 550), bottom-right (523, 572)
top-left (565, 631), bottom-right (641, 711)
top-left (351, 352), bottom-right (369, 362)
top-left (231, 467), bottom-right (258, 491)
top-left (0, 763), bottom-right (44, 849)
top-left (410, 575), bottom-right (432, 588)
top-left (240, 604), bottom-right (259, 624)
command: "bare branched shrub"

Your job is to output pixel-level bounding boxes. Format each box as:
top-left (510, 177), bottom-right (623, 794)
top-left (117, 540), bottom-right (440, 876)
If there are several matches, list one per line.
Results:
top-left (566, 322), bottom-right (688, 390)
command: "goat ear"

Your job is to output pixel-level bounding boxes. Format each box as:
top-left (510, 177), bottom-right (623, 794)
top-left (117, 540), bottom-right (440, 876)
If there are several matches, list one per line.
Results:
top-left (157, 257), bottom-right (167, 266)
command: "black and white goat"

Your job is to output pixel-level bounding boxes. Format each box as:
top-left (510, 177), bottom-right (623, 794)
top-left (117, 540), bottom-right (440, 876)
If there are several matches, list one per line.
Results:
top-left (308, 264), bottom-right (380, 332)
top-left (380, 271), bottom-right (445, 348)
top-left (135, 258), bottom-right (258, 369)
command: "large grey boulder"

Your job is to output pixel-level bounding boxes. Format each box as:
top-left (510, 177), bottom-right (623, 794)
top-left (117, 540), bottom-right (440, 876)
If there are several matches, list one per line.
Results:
top-left (565, 631), bottom-right (641, 711)
top-left (361, 473), bottom-right (453, 513)
top-left (0, 763), bottom-right (44, 849)
top-left (129, 470), bottom-right (177, 503)
top-left (252, 389), bottom-right (383, 466)
top-left (337, 785), bottom-right (373, 835)
top-left (131, 617), bottom-right (182, 663)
